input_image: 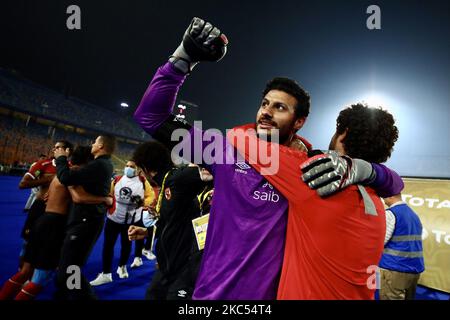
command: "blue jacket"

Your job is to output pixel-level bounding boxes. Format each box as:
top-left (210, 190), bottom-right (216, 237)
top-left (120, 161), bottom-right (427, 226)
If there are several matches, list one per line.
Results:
top-left (380, 202), bottom-right (425, 273)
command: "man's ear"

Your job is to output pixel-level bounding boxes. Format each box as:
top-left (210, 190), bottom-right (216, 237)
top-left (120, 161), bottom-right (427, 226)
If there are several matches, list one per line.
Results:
top-left (336, 130), bottom-right (347, 144)
top-left (333, 130), bottom-right (348, 155)
top-left (294, 117), bottom-right (306, 131)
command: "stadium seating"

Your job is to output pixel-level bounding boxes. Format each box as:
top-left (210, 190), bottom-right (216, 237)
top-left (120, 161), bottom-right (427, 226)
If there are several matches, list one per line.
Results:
top-left (0, 68), bottom-right (150, 141)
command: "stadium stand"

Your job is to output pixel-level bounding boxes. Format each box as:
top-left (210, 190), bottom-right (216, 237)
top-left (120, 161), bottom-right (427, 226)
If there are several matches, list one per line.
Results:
top-left (0, 68), bottom-right (150, 174)
top-left (0, 67), bottom-right (150, 141)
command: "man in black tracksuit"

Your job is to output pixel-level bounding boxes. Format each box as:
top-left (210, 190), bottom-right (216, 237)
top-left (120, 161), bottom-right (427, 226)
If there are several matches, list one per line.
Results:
top-left (53, 135), bottom-right (115, 300)
top-left (129, 141), bottom-right (211, 300)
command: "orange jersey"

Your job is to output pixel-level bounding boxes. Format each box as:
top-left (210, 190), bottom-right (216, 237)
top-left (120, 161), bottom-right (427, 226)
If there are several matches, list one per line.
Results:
top-left (228, 125), bottom-right (385, 299)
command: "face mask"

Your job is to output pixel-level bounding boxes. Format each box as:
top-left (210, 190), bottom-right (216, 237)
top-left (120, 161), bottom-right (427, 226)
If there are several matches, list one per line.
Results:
top-left (142, 210), bottom-right (158, 228)
top-left (124, 167), bottom-right (136, 178)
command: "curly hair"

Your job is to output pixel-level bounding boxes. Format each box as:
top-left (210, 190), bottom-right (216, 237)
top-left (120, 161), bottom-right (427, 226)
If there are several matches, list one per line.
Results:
top-left (132, 141), bottom-right (172, 174)
top-left (336, 103), bottom-right (398, 163)
top-left (263, 77), bottom-right (310, 118)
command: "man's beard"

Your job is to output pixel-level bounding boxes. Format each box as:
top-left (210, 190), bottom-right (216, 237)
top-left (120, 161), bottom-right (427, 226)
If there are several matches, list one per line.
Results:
top-left (256, 117), bottom-right (293, 145)
top-left (256, 128), bottom-right (290, 145)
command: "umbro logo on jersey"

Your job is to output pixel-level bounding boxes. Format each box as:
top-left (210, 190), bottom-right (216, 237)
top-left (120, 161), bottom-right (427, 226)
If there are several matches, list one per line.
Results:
top-left (235, 162), bottom-right (251, 170)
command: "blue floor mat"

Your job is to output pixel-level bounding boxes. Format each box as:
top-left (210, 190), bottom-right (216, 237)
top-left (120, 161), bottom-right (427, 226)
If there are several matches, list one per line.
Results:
top-left (0, 175), bottom-right (155, 300)
top-left (1, 175), bottom-right (447, 300)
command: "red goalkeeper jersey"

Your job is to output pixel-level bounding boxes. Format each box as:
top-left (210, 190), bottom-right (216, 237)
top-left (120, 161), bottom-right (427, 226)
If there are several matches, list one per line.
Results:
top-left (228, 124), bottom-right (385, 299)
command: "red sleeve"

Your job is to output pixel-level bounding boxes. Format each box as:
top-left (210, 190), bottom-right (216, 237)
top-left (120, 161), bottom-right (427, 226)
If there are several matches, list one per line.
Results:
top-left (227, 125), bottom-right (310, 203)
top-left (27, 160), bottom-right (45, 179)
top-left (114, 175), bottom-right (122, 185)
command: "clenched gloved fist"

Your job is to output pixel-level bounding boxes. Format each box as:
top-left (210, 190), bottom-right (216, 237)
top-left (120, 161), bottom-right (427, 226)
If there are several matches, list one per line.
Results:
top-left (170, 17), bottom-right (228, 74)
top-left (300, 150), bottom-right (376, 197)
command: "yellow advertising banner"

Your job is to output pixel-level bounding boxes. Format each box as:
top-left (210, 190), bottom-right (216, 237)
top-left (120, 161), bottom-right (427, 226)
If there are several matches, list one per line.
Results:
top-left (401, 178), bottom-right (450, 293)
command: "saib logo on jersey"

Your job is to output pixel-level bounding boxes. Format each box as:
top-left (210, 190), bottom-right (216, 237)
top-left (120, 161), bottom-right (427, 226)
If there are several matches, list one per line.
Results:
top-left (253, 181), bottom-right (279, 203)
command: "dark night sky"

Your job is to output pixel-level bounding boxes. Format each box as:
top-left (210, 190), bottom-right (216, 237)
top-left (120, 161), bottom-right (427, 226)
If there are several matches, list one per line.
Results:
top-left (1, 0), bottom-right (449, 177)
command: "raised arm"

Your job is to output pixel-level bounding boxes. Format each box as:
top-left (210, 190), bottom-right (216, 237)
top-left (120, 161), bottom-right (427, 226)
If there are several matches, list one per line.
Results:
top-left (133, 62), bottom-right (188, 137)
top-left (133, 17), bottom-right (228, 155)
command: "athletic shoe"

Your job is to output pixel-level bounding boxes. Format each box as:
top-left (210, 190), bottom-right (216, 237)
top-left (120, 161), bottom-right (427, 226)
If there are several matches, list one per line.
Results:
top-left (117, 265), bottom-right (129, 279)
top-left (90, 273), bottom-right (113, 286)
top-left (142, 249), bottom-right (156, 260)
top-left (130, 257), bottom-right (143, 268)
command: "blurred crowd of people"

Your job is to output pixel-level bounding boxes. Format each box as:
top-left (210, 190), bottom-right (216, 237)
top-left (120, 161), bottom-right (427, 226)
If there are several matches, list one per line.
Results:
top-left (0, 114), bottom-right (138, 172)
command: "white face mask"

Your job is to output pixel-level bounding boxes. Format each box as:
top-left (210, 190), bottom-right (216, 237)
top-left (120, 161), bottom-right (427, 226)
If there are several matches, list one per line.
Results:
top-left (124, 167), bottom-right (136, 178)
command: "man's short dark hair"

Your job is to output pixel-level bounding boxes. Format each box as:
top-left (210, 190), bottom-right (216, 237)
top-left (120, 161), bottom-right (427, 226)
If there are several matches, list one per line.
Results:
top-left (99, 135), bottom-right (116, 154)
top-left (132, 141), bottom-right (172, 174)
top-left (263, 77), bottom-right (310, 118)
top-left (336, 103), bottom-right (399, 163)
top-left (57, 140), bottom-right (74, 153)
top-left (71, 145), bottom-right (94, 166)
